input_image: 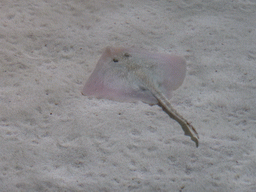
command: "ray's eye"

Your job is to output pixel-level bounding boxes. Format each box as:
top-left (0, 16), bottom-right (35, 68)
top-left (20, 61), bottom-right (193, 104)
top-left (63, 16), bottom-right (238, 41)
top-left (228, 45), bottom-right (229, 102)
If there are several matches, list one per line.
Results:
top-left (124, 53), bottom-right (130, 57)
top-left (113, 58), bottom-right (118, 62)
top-left (139, 86), bottom-right (147, 91)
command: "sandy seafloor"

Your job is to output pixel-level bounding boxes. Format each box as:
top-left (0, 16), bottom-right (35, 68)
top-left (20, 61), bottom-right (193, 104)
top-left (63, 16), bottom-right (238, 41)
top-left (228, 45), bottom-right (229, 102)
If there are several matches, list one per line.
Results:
top-left (0, 0), bottom-right (256, 191)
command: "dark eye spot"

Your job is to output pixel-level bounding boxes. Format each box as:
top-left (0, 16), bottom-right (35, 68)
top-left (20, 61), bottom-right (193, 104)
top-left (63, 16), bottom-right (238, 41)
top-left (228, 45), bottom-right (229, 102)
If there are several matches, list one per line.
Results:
top-left (113, 58), bottom-right (118, 62)
top-left (139, 86), bottom-right (147, 91)
top-left (124, 53), bottom-right (130, 57)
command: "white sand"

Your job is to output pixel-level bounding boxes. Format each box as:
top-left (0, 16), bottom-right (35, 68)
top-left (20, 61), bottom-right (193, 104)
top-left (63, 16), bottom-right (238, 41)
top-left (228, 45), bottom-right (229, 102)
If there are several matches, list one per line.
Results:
top-left (0, 0), bottom-right (255, 191)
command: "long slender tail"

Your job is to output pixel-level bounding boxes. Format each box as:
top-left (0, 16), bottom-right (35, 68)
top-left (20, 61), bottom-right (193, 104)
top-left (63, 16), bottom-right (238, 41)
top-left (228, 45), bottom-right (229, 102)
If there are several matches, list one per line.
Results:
top-left (149, 85), bottom-right (199, 147)
top-left (135, 71), bottom-right (199, 147)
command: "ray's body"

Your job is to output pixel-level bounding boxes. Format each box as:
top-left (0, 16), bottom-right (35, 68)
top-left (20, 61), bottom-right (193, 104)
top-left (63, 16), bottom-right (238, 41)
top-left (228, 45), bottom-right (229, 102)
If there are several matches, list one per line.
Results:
top-left (82, 47), bottom-right (199, 147)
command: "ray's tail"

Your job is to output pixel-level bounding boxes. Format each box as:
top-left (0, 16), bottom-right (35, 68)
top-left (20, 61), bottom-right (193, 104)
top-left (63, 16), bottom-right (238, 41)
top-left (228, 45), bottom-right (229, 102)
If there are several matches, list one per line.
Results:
top-left (149, 85), bottom-right (199, 147)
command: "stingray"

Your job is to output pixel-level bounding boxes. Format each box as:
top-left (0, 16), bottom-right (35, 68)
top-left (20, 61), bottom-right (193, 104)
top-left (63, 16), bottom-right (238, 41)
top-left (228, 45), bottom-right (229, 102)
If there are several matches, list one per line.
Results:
top-left (82, 47), bottom-right (199, 147)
